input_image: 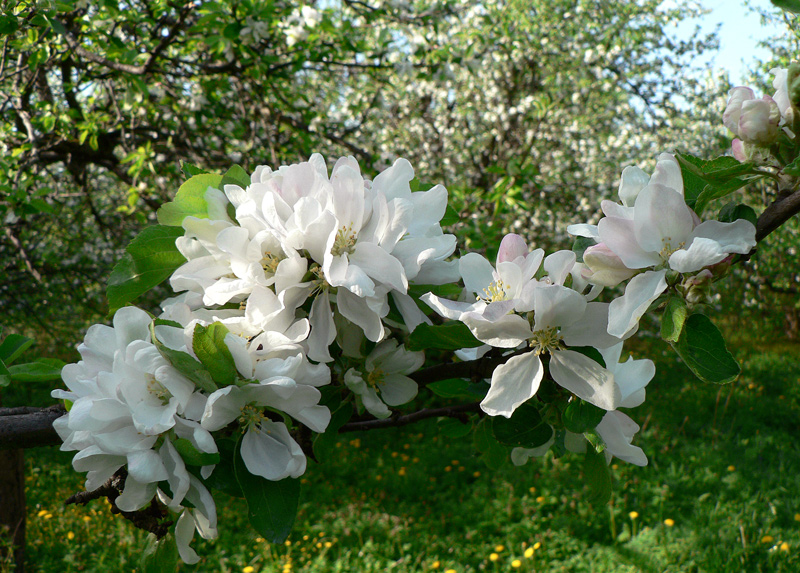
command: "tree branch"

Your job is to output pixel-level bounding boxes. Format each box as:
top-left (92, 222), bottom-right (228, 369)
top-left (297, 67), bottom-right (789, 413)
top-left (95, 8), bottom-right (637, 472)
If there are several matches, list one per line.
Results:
top-left (339, 402), bottom-right (479, 432)
top-left (0, 405), bottom-right (64, 450)
top-left (756, 188), bottom-right (800, 242)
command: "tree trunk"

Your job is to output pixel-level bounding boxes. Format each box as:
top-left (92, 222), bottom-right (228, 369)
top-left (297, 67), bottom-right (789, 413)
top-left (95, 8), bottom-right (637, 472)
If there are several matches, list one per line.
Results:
top-left (0, 390), bottom-right (25, 573)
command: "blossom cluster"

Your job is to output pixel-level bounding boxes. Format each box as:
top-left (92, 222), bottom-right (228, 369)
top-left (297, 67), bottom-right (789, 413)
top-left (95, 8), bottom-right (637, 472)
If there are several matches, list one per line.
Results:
top-left (51, 147), bottom-right (757, 562)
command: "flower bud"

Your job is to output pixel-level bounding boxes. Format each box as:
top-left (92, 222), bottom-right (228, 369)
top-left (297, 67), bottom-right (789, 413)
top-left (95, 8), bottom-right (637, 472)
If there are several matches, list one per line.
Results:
top-left (731, 138), bottom-right (746, 162)
top-left (737, 96), bottom-right (780, 144)
top-left (723, 87), bottom-right (755, 135)
top-left (771, 67), bottom-right (796, 125)
top-left (582, 243), bottom-right (636, 286)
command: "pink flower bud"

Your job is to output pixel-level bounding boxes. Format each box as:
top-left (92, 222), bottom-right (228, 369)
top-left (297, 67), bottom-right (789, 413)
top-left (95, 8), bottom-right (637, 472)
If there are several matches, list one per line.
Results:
top-left (723, 87), bottom-right (756, 134)
top-left (731, 138), bottom-right (746, 162)
top-left (737, 96), bottom-right (780, 144)
top-left (582, 243), bottom-right (637, 287)
top-left (497, 233), bottom-right (529, 263)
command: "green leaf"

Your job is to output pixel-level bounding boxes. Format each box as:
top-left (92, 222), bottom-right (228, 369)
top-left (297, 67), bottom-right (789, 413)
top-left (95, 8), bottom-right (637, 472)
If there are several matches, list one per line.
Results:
top-left (572, 236), bottom-right (596, 262)
top-left (718, 201), bottom-right (758, 226)
top-left (156, 173), bottom-right (223, 226)
top-left (694, 178), bottom-right (752, 214)
top-left (180, 161), bottom-right (209, 178)
top-left (407, 321), bottom-right (483, 351)
top-left (562, 400), bottom-right (605, 434)
top-left (173, 438), bottom-right (221, 466)
top-left (784, 155), bottom-right (800, 176)
top-left (7, 358), bottom-right (65, 382)
top-left (441, 204), bottom-right (460, 227)
top-left (313, 401), bottom-right (353, 464)
top-left (771, 0), bottom-right (800, 14)
top-left (0, 359), bottom-right (10, 387)
top-left (0, 14), bottom-right (19, 35)
top-left (150, 322), bottom-right (218, 394)
top-left (221, 164), bottom-right (250, 189)
top-left (426, 378), bottom-right (486, 400)
top-left (192, 323), bottom-right (237, 386)
top-left (672, 313), bottom-right (740, 384)
top-left (473, 417), bottom-right (508, 470)
top-left (140, 532), bottom-right (179, 573)
top-left (0, 333), bottom-right (34, 364)
top-left (583, 447), bottom-right (612, 504)
top-left (106, 225), bottom-right (186, 313)
top-left (568, 346), bottom-right (606, 368)
top-left (234, 436), bottom-right (301, 543)
top-left (437, 417), bottom-right (473, 438)
top-left (492, 403), bottom-right (553, 448)
top-left (197, 438), bottom-right (243, 497)
top-left (675, 153), bottom-right (758, 213)
top-left (660, 296), bottom-right (688, 343)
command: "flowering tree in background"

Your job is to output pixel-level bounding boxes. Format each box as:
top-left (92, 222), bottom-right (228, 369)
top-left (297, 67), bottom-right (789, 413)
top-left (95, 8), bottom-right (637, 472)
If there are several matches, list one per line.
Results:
top-left (2, 0), bottom-right (800, 570)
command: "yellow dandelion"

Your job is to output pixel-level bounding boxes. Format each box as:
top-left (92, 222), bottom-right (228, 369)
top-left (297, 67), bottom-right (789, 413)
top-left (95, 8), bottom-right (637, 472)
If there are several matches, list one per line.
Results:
top-left (350, 438), bottom-right (361, 448)
top-left (316, 542), bottom-right (322, 548)
top-left (243, 567), bottom-right (255, 573)
top-left (727, 465), bottom-right (736, 472)
top-left (458, 466), bottom-right (465, 472)
top-left (284, 540), bottom-right (291, 547)
top-left (431, 561), bottom-right (441, 569)
top-left (524, 547), bottom-right (534, 558)
top-left (398, 467), bottom-right (407, 476)
top-left (489, 553), bottom-right (499, 562)
top-left (256, 537), bottom-right (265, 543)
top-left (494, 545), bottom-right (505, 552)
top-left (762, 535), bottom-right (775, 544)
top-left (536, 496), bottom-right (546, 503)
top-left (403, 443), bottom-right (411, 450)
top-left (82, 516), bottom-right (91, 522)
top-left (324, 541), bottom-right (332, 548)
top-left (302, 535), bottom-right (309, 541)
top-left (375, 475), bottom-right (383, 481)
top-left (629, 511), bottom-right (639, 520)
top-left (67, 532), bottom-right (75, 541)
top-left (37, 510), bottom-right (48, 517)
top-left (445, 466), bottom-right (452, 472)
top-left (401, 454), bottom-right (410, 462)
top-left (795, 513), bottom-right (800, 522)
top-left (445, 570), bottom-right (456, 573)
top-left (473, 471), bottom-right (481, 478)
top-left (664, 518), bottom-right (675, 527)
top-left (529, 487), bottom-right (536, 494)
top-left (533, 542), bottom-right (541, 550)
top-left (780, 542), bottom-right (790, 551)
top-left (300, 478), bottom-right (309, 485)
top-left (611, 464), bottom-right (618, 470)
top-left (511, 560), bottom-right (522, 568)
top-left (44, 513), bottom-right (53, 519)
top-left (318, 532), bottom-right (325, 537)
top-left (451, 460), bottom-right (459, 465)
top-left (413, 457), bottom-right (420, 463)
top-left (391, 452), bottom-right (399, 458)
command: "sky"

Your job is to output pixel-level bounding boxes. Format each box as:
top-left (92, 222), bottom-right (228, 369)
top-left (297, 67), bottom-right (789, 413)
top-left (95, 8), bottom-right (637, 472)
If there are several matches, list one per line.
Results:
top-left (674, 0), bottom-right (788, 84)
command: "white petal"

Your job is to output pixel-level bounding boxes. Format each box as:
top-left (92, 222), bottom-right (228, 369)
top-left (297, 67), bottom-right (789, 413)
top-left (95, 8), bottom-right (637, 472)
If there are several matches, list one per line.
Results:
top-left (481, 352), bottom-right (543, 418)
top-left (633, 183), bottom-right (694, 253)
top-left (379, 374), bottom-right (418, 406)
top-left (607, 270), bottom-right (667, 338)
top-left (550, 350), bottom-right (621, 411)
top-left (596, 411), bottom-right (648, 466)
top-left (598, 217), bottom-right (660, 269)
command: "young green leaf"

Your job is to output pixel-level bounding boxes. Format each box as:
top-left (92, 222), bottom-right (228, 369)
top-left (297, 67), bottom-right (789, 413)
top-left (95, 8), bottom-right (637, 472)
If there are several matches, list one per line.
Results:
top-left (234, 437), bottom-right (301, 543)
top-left (427, 378), bottom-right (486, 400)
top-left (437, 417), bottom-right (473, 438)
top-left (140, 533), bottom-right (179, 573)
top-left (107, 225), bottom-right (186, 313)
top-left (771, 0), bottom-right (800, 14)
top-left (583, 447), bottom-right (612, 505)
top-left (672, 313), bottom-right (740, 384)
top-left (180, 161), bottom-right (209, 178)
top-left (220, 165), bottom-right (251, 189)
top-left (7, 358), bottom-right (65, 382)
top-left (149, 322), bottom-right (218, 394)
top-left (407, 321), bottom-right (483, 351)
top-left (0, 333), bottom-right (34, 364)
top-left (660, 296), bottom-right (688, 343)
top-left (718, 201), bottom-right (758, 226)
top-left (173, 438), bottom-right (221, 466)
top-left (313, 401), bottom-right (354, 464)
top-left (562, 400), bottom-right (605, 434)
top-left (192, 323), bottom-right (238, 387)
top-left (157, 173), bottom-right (224, 227)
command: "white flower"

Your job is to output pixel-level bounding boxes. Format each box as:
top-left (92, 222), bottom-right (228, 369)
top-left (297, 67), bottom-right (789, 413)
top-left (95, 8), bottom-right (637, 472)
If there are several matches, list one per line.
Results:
top-left (344, 339), bottom-right (423, 419)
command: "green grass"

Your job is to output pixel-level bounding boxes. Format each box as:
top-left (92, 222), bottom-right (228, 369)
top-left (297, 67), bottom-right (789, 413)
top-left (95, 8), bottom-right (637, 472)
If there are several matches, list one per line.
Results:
top-left (12, 340), bottom-right (800, 572)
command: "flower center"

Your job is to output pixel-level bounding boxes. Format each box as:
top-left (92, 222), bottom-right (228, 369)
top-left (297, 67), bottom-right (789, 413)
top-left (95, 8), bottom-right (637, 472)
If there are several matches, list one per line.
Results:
top-left (366, 368), bottom-right (385, 391)
top-left (528, 327), bottom-right (563, 355)
top-left (477, 279), bottom-right (508, 303)
top-left (261, 252), bottom-right (283, 274)
top-left (659, 237), bottom-right (686, 261)
top-left (145, 374), bottom-right (172, 406)
top-left (238, 403), bottom-right (267, 430)
top-left (331, 224), bottom-right (358, 256)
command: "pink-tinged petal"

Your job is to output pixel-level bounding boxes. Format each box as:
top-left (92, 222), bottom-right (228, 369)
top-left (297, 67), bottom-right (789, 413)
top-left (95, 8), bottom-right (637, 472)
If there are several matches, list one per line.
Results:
top-left (307, 291), bottom-right (336, 363)
top-left (566, 223), bottom-right (599, 239)
top-left (532, 284), bottom-right (586, 331)
top-left (462, 313), bottom-right (533, 348)
top-left (738, 97), bottom-right (780, 144)
top-left (731, 139), bottom-right (747, 162)
top-left (497, 233), bottom-right (529, 263)
top-left (607, 270), bottom-right (667, 338)
top-left (583, 243), bottom-right (637, 287)
top-left (648, 153), bottom-right (684, 194)
top-left (481, 352), bottom-right (543, 418)
top-left (633, 183), bottom-right (694, 253)
top-left (723, 86), bottom-right (756, 134)
top-left (562, 302), bottom-right (624, 349)
top-left (459, 253), bottom-right (496, 298)
top-left (550, 350), bottom-right (621, 411)
top-left (596, 411), bottom-right (648, 466)
top-left (543, 250), bottom-right (576, 286)
top-left (618, 165), bottom-right (650, 207)
top-left (598, 217), bottom-right (660, 269)
top-left (601, 199), bottom-right (634, 220)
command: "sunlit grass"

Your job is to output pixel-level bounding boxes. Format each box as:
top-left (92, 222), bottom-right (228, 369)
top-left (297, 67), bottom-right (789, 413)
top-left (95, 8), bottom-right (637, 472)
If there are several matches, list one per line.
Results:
top-left (15, 341), bottom-right (800, 571)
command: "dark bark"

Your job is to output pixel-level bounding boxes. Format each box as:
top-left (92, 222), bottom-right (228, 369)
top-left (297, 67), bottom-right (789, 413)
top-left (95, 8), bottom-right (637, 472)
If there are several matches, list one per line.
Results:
top-left (0, 392), bottom-right (26, 572)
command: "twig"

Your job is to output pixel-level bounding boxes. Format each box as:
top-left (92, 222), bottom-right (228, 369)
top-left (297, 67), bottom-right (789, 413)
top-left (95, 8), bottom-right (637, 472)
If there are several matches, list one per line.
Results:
top-left (755, 188), bottom-right (800, 242)
top-left (339, 402), bottom-right (479, 432)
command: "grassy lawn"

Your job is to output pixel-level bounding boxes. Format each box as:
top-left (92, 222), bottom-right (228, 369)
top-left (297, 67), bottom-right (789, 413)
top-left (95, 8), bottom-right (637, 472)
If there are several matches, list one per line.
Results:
top-left (16, 339), bottom-right (800, 572)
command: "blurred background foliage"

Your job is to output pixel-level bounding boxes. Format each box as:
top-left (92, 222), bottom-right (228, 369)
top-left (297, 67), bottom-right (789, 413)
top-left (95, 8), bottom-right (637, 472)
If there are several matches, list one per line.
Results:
top-left (0, 0), bottom-right (798, 356)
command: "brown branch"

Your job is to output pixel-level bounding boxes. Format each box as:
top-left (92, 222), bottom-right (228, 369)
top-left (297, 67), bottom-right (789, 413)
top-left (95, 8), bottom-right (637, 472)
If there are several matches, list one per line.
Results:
top-left (756, 188), bottom-right (800, 242)
top-left (339, 402), bottom-right (480, 432)
top-left (66, 468), bottom-right (173, 539)
top-left (3, 227), bottom-right (42, 283)
top-left (0, 405), bottom-right (64, 450)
